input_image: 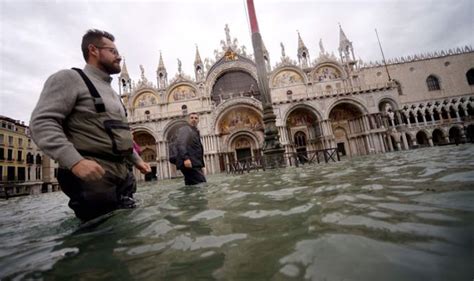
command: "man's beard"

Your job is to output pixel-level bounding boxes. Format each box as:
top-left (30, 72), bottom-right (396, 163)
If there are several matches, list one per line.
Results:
top-left (100, 59), bottom-right (121, 74)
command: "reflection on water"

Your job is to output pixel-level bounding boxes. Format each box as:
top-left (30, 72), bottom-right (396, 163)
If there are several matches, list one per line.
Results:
top-left (1, 145), bottom-right (473, 280)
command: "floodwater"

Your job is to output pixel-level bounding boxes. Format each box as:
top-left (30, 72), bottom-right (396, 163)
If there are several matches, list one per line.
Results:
top-left (1, 145), bottom-right (473, 281)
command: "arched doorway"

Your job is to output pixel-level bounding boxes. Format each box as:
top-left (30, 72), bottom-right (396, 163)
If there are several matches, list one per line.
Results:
top-left (432, 129), bottom-right (445, 145)
top-left (466, 125), bottom-right (474, 143)
top-left (217, 106), bottom-right (264, 170)
top-left (333, 127), bottom-right (348, 156)
top-left (286, 107), bottom-right (321, 150)
top-left (133, 131), bottom-right (157, 181)
top-left (142, 148), bottom-right (157, 181)
top-left (329, 102), bottom-right (366, 155)
top-left (449, 127), bottom-right (462, 144)
top-left (294, 131), bottom-right (308, 163)
top-left (416, 131), bottom-right (429, 147)
top-left (232, 135), bottom-right (255, 163)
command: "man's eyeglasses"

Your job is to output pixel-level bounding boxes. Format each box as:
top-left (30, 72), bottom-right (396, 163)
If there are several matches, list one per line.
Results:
top-left (95, 45), bottom-right (120, 56)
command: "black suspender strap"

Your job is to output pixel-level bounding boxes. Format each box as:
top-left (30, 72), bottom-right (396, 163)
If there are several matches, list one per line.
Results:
top-left (72, 68), bottom-right (106, 113)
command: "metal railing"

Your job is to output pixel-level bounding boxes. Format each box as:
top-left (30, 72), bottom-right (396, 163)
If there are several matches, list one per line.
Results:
top-left (225, 147), bottom-right (340, 174)
top-left (226, 156), bottom-right (264, 174)
top-left (285, 148), bottom-right (340, 167)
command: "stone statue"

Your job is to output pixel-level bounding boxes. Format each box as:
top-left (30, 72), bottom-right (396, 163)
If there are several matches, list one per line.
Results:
top-left (319, 38), bottom-right (325, 54)
top-left (225, 24), bottom-right (231, 46)
top-left (280, 42), bottom-right (286, 58)
top-left (139, 65), bottom-right (147, 82)
top-left (177, 59), bottom-right (182, 74)
top-left (140, 65), bottom-right (145, 79)
top-left (241, 45), bottom-right (247, 56)
top-left (204, 58), bottom-right (211, 71)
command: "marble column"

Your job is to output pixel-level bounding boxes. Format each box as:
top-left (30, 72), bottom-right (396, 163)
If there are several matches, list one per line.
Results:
top-left (401, 133), bottom-right (409, 150)
top-left (387, 134), bottom-right (394, 152)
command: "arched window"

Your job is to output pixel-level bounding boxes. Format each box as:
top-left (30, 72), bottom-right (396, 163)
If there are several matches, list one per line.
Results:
top-left (211, 71), bottom-right (260, 105)
top-left (26, 152), bottom-right (34, 164)
top-left (294, 131), bottom-right (307, 147)
top-left (426, 75), bottom-right (440, 91)
top-left (35, 154), bottom-right (42, 165)
top-left (466, 68), bottom-right (474, 85)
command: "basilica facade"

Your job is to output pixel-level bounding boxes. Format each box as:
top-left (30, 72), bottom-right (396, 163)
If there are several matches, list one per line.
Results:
top-left (118, 25), bottom-right (474, 181)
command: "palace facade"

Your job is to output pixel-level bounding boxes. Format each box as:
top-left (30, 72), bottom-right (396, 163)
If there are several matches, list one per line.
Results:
top-left (0, 116), bottom-right (59, 197)
top-left (118, 25), bottom-right (474, 181)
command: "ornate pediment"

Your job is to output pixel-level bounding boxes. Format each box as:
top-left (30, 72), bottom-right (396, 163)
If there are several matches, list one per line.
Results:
top-left (168, 85), bottom-right (197, 103)
top-left (272, 70), bottom-right (304, 87)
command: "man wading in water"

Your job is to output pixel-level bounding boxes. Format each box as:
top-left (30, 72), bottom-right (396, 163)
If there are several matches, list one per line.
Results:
top-left (175, 113), bottom-right (207, 185)
top-left (30, 29), bottom-right (151, 222)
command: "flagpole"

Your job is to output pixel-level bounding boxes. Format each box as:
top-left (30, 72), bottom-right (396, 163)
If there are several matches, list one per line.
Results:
top-left (246, 0), bottom-right (285, 168)
top-left (375, 28), bottom-right (392, 81)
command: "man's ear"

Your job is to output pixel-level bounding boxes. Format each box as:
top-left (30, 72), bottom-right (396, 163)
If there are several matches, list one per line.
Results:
top-left (88, 44), bottom-right (99, 59)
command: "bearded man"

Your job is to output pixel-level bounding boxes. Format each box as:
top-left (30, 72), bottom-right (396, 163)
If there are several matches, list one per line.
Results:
top-left (30, 29), bottom-right (151, 222)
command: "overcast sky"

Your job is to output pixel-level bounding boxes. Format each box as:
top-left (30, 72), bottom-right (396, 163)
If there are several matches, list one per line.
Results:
top-left (0, 0), bottom-right (473, 124)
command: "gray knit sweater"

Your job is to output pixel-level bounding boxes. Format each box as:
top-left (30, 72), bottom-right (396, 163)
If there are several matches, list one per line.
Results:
top-left (30, 64), bottom-right (138, 169)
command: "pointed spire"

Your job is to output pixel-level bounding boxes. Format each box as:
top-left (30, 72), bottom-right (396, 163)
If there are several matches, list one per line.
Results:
top-left (156, 51), bottom-right (168, 89)
top-left (339, 23), bottom-right (350, 46)
top-left (157, 51), bottom-right (166, 71)
top-left (118, 58), bottom-right (131, 95)
top-left (297, 30), bottom-right (308, 53)
top-left (319, 38), bottom-right (325, 55)
top-left (194, 44), bottom-right (203, 66)
top-left (297, 30), bottom-right (310, 68)
top-left (120, 58), bottom-right (130, 79)
top-left (338, 23), bottom-right (355, 64)
top-left (194, 45), bottom-right (205, 82)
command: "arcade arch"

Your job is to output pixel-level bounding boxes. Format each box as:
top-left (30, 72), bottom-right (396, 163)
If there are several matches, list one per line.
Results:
top-left (328, 101), bottom-right (367, 155)
top-left (448, 126), bottom-right (462, 144)
top-left (416, 130), bottom-right (429, 147)
top-left (285, 106), bottom-right (321, 152)
top-left (432, 128), bottom-right (446, 145)
top-left (211, 70), bottom-right (259, 105)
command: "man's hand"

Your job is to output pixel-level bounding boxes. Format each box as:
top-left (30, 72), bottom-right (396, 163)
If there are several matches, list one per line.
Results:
top-left (184, 159), bottom-right (192, 168)
top-left (71, 159), bottom-right (105, 181)
top-left (135, 160), bottom-right (152, 174)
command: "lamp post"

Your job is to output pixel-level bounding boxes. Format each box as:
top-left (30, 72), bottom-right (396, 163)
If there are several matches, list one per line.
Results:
top-left (246, 0), bottom-right (285, 168)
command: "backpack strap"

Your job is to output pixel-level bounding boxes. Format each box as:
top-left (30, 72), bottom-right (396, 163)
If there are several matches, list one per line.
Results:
top-left (72, 68), bottom-right (106, 113)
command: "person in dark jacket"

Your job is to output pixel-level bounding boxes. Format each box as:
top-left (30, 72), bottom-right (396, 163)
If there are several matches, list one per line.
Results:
top-left (176, 112), bottom-right (206, 185)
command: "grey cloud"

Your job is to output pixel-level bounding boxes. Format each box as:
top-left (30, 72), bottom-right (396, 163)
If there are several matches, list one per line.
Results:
top-left (1, 0), bottom-right (472, 123)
